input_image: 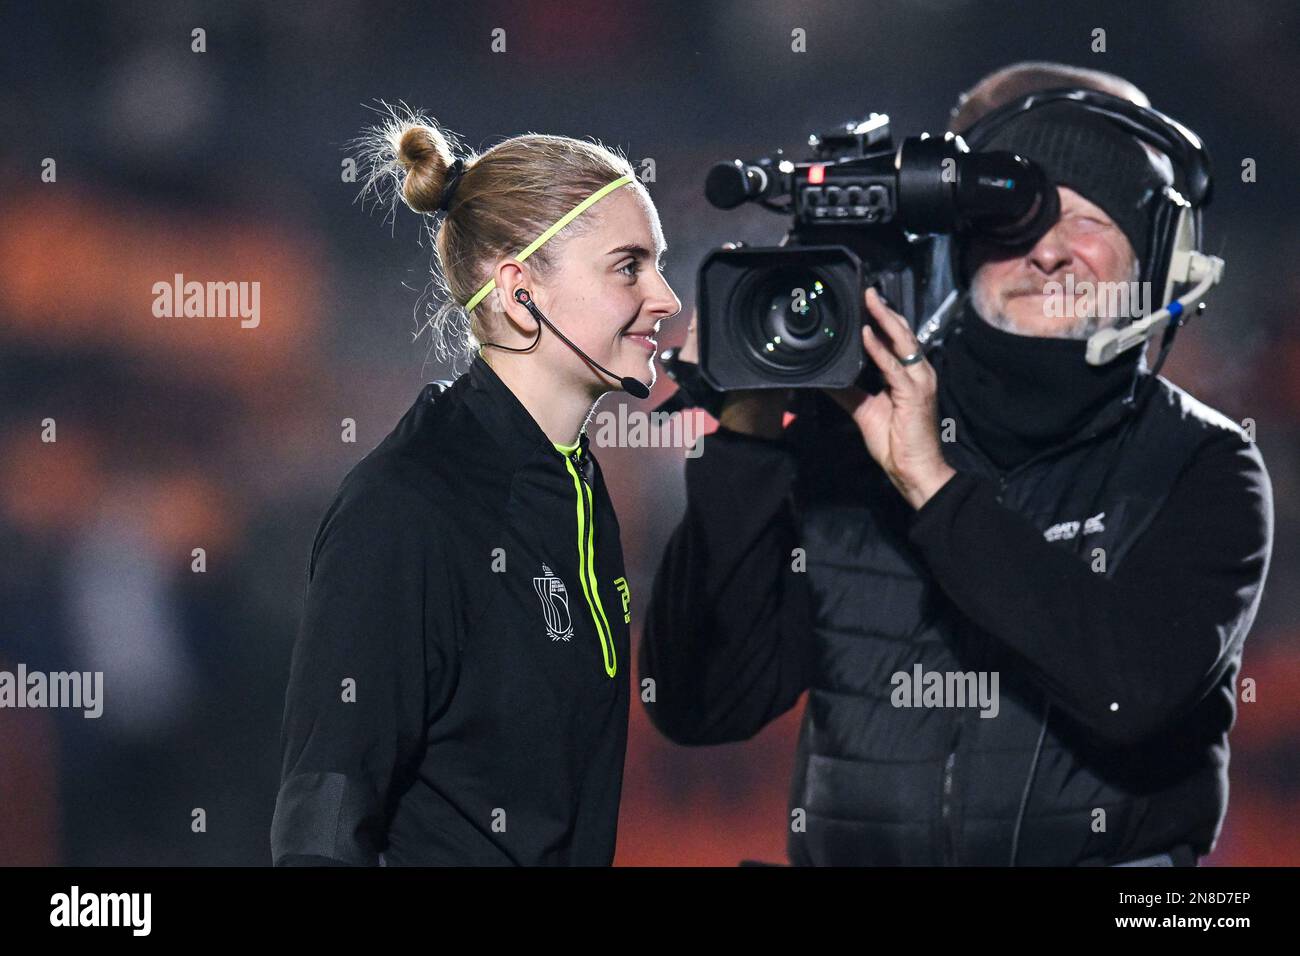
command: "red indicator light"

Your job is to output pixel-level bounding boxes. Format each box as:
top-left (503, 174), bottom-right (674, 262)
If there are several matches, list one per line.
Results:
top-left (808, 164), bottom-right (826, 185)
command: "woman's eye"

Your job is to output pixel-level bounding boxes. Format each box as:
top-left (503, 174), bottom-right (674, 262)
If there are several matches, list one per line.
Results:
top-left (618, 261), bottom-right (640, 278)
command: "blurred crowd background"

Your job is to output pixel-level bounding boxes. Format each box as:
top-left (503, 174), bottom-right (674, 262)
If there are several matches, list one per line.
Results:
top-left (1, 0), bottom-right (1297, 866)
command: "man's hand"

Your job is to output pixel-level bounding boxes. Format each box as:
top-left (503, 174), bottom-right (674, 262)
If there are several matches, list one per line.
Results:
top-left (823, 288), bottom-right (956, 509)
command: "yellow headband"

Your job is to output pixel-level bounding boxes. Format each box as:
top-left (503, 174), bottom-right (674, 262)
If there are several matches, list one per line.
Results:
top-left (463, 173), bottom-right (634, 314)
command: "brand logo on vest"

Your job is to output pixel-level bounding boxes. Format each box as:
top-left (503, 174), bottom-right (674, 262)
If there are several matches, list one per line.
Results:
top-left (1043, 510), bottom-right (1106, 543)
top-left (533, 563), bottom-right (574, 642)
top-left (613, 576), bottom-right (631, 623)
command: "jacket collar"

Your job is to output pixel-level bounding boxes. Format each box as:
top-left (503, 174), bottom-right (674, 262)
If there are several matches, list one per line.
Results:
top-left (928, 333), bottom-right (1148, 482)
top-left (463, 352), bottom-right (591, 472)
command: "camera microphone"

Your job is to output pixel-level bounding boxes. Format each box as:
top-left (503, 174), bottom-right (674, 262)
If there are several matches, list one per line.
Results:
top-left (512, 288), bottom-right (651, 399)
top-left (706, 159), bottom-right (778, 209)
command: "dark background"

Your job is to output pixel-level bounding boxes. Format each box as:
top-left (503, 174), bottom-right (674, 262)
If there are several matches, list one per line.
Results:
top-left (1, 0), bottom-right (1296, 865)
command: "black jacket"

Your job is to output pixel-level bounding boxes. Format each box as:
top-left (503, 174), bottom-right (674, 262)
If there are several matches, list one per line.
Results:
top-left (272, 354), bottom-right (632, 865)
top-left (641, 341), bottom-right (1272, 866)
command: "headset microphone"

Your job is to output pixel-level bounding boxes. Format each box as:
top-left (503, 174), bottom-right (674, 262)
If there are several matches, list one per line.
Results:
top-left (511, 288), bottom-right (651, 399)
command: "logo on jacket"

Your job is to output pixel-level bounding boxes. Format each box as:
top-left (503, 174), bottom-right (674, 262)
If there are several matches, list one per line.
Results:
top-left (613, 576), bottom-right (631, 624)
top-left (533, 563), bottom-right (574, 642)
top-left (1043, 510), bottom-right (1106, 542)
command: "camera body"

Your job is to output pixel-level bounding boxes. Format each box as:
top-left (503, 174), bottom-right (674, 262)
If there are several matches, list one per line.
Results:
top-left (697, 114), bottom-right (1058, 391)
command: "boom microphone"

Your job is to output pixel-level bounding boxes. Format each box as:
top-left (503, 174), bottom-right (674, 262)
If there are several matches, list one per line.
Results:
top-left (512, 288), bottom-right (651, 398)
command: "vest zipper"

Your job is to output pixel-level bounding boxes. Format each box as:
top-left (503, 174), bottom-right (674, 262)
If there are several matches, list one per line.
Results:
top-left (940, 712), bottom-right (965, 865)
top-left (561, 449), bottom-right (617, 678)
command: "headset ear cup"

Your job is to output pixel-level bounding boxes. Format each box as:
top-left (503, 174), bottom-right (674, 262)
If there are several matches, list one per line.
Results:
top-left (1157, 201), bottom-right (1196, 308)
top-left (1137, 190), bottom-right (1175, 313)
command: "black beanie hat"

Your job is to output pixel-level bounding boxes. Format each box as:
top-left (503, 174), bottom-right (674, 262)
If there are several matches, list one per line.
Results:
top-left (979, 102), bottom-right (1170, 265)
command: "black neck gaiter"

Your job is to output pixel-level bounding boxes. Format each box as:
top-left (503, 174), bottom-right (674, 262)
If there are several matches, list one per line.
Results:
top-left (938, 302), bottom-right (1143, 472)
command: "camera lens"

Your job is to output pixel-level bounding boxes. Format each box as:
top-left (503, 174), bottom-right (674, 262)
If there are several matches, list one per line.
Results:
top-left (734, 268), bottom-right (846, 379)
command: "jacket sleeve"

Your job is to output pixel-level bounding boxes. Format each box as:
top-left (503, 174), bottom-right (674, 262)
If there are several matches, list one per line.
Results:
top-left (640, 426), bottom-right (813, 745)
top-left (907, 433), bottom-right (1273, 747)
top-left (271, 476), bottom-right (458, 865)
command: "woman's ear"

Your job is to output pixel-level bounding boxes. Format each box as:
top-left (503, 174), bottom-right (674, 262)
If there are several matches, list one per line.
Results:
top-left (493, 258), bottom-right (538, 339)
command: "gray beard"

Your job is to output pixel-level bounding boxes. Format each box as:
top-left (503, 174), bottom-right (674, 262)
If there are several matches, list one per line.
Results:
top-left (970, 261), bottom-right (1142, 340)
top-left (972, 297), bottom-right (1108, 339)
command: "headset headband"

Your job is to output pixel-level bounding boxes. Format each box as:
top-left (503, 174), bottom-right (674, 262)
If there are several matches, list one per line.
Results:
top-left (463, 173), bottom-right (635, 313)
top-left (960, 87), bottom-right (1212, 206)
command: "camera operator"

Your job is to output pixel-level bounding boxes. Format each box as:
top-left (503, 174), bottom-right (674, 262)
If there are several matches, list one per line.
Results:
top-left (639, 64), bottom-right (1274, 866)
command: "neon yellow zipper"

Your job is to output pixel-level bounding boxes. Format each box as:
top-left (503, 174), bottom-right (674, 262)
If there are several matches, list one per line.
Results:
top-left (561, 450), bottom-right (617, 678)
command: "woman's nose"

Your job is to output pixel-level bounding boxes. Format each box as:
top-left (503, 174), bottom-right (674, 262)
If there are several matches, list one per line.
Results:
top-left (650, 273), bottom-right (682, 318)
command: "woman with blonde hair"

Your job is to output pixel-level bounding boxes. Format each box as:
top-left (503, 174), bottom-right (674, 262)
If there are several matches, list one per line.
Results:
top-left (271, 109), bottom-right (681, 865)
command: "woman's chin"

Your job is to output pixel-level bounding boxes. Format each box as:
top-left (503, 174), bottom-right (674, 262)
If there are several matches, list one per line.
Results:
top-left (615, 343), bottom-right (657, 380)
